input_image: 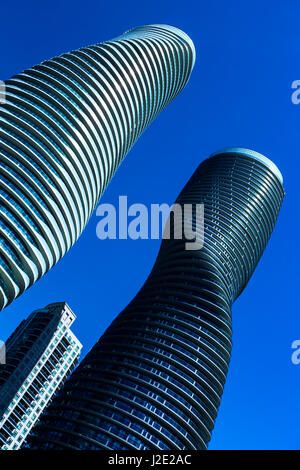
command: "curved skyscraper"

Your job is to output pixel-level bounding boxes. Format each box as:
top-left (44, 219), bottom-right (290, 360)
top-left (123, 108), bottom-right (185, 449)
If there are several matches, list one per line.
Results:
top-left (27, 148), bottom-right (284, 450)
top-left (0, 24), bottom-right (195, 310)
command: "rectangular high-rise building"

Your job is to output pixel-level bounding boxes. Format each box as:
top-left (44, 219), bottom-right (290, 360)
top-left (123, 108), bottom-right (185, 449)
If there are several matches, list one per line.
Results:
top-left (0, 302), bottom-right (82, 450)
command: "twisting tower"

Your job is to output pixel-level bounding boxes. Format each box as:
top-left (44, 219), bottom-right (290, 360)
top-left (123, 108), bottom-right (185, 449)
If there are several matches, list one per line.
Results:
top-left (0, 24), bottom-right (195, 309)
top-left (26, 148), bottom-right (284, 450)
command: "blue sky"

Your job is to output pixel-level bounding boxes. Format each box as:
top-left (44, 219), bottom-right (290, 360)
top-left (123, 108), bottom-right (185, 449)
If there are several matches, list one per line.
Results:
top-left (0, 0), bottom-right (299, 450)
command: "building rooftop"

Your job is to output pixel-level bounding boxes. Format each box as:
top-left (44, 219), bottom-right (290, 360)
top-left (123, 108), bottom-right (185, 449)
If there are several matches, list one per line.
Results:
top-left (210, 147), bottom-right (283, 185)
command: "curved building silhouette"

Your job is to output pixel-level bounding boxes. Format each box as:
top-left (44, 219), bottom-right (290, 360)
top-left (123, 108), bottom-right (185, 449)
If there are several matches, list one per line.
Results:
top-left (27, 148), bottom-right (284, 450)
top-left (0, 24), bottom-right (195, 310)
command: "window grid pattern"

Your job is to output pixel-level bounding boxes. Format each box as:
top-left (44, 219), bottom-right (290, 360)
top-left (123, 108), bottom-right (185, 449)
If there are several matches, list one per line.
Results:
top-left (0, 303), bottom-right (82, 450)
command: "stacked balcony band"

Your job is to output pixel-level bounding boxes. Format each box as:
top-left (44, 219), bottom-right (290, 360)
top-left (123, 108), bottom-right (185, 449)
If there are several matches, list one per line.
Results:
top-left (0, 24), bottom-right (195, 310)
top-left (27, 148), bottom-right (284, 450)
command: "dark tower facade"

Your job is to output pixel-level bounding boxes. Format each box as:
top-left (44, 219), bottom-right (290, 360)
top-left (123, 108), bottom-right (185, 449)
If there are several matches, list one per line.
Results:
top-left (26, 148), bottom-right (284, 450)
top-left (0, 24), bottom-right (195, 310)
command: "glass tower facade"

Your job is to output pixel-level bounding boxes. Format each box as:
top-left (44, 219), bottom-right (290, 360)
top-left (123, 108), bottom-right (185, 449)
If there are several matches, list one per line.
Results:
top-left (0, 302), bottom-right (82, 450)
top-left (26, 148), bottom-right (284, 450)
top-left (0, 24), bottom-right (195, 310)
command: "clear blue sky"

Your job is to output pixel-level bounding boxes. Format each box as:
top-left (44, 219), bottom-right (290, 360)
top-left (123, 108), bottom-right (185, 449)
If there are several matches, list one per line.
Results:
top-left (0, 0), bottom-right (299, 450)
